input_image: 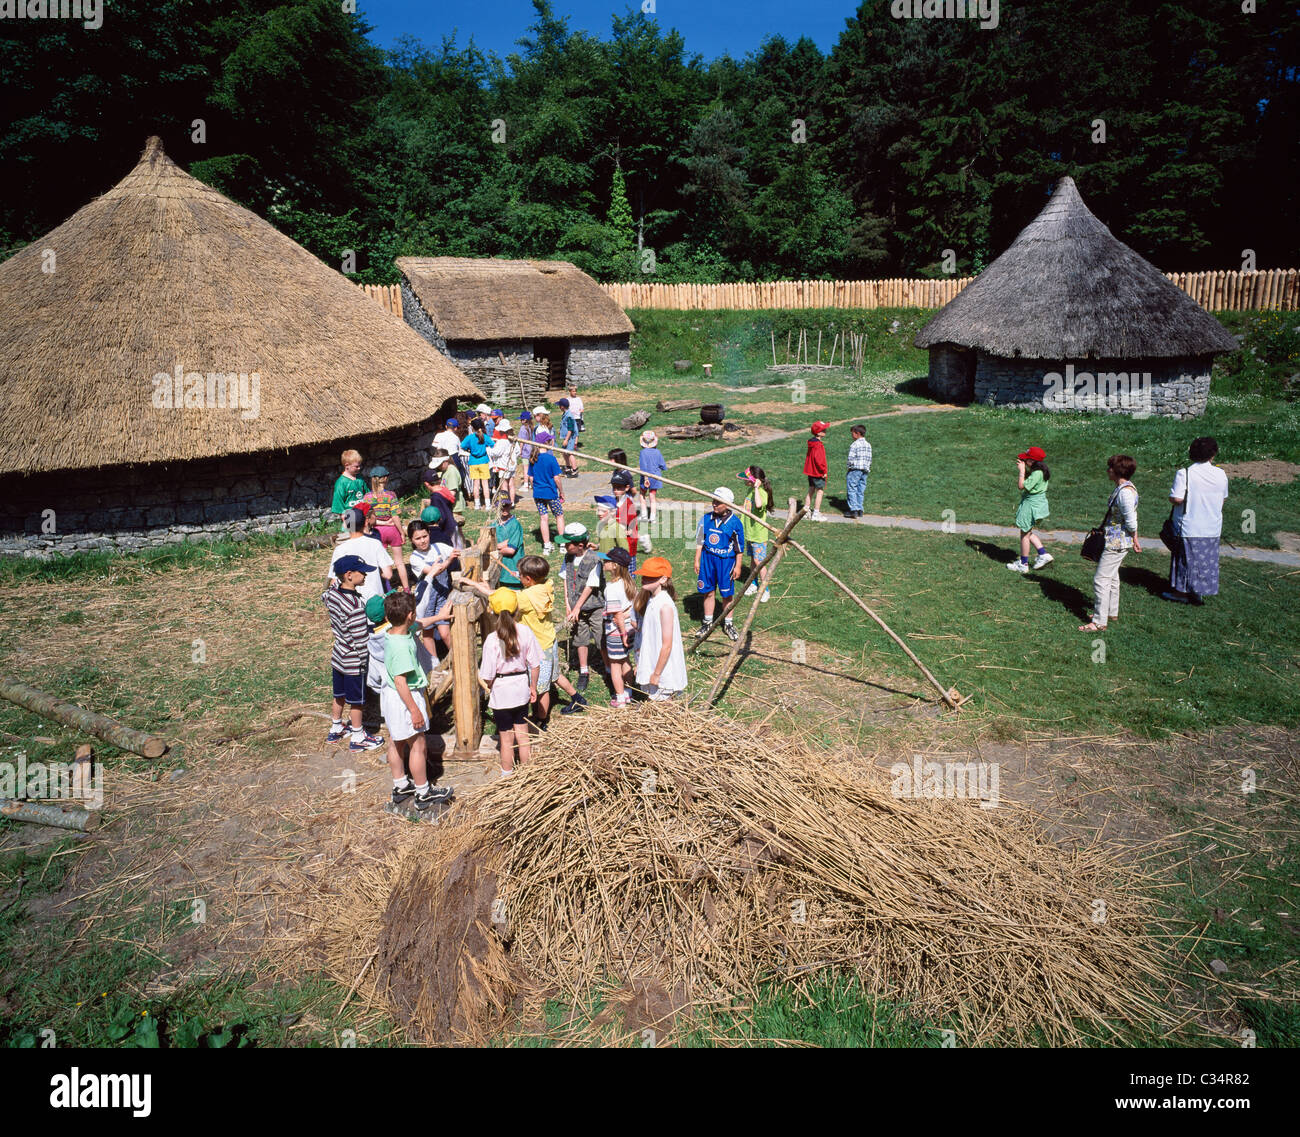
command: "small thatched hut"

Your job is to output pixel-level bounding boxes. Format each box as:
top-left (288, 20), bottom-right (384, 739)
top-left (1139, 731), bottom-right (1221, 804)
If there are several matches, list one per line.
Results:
top-left (914, 177), bottom-right (1236, 418)
top-left (396, 257), bottom-right (634, 390)
top-left (0, 137), bottom-right (479, 556)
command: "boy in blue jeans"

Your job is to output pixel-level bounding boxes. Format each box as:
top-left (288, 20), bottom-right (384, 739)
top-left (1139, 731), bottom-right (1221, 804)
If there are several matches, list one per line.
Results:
top-left (694, 487), bottom-right (746, 642)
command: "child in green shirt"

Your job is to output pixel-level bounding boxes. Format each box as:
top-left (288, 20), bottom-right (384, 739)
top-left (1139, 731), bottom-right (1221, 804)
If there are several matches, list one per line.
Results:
top-left (740, 466), bottom-right (775, 602)
top-left (1009, 446), bottom-right (1054, 573)
top-left (381, 592), bottom-right (453, 812)
top-left (331, 448), bottom-right (368, 519)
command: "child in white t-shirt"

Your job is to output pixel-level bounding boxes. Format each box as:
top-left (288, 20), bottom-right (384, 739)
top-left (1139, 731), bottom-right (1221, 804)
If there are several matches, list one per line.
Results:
top-left (566, 385), bottom-right (585, 433)
top-left (601, 548), bottom-right (638, 707)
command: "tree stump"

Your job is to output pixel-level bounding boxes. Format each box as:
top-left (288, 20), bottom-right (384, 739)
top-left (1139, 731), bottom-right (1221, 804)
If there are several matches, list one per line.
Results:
top-left (672, 360), bottom-right (693, 372)
top-left (621, 410), bottom-right (651, 430)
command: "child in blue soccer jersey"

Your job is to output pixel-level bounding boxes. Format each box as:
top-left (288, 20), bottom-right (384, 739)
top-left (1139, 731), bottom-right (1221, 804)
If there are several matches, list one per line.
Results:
top-left (694, 486), bottom-right (746, 642)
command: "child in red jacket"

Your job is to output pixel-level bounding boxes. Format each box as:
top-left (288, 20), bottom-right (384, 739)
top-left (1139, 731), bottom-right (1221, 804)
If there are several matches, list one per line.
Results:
top-left (802, 421), bottom-right (829, 520)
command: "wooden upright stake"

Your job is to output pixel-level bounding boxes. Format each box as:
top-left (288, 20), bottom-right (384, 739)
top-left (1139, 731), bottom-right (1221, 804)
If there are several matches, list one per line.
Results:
top-left (704, 540), bottom-right (791, 706)
top-left (771, 331), bottom-right (777, 366)
top-left (817, 329), bottom-right (823, 363)
top-left (449, 593), bottom-right (482, 754)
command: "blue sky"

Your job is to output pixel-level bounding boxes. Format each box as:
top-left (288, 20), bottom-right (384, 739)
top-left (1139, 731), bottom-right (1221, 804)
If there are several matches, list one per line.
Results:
top-left (356, 0), bottom-right (863, 62)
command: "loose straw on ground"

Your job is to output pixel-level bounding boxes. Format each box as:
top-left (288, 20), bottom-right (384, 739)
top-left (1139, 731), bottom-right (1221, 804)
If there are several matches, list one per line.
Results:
top-left (522, 437), bottom-right (962, 709)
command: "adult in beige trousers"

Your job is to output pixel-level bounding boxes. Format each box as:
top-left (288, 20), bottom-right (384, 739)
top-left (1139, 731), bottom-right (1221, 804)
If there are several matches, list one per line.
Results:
top-left (1079, 455), bottom-right (1141, 632)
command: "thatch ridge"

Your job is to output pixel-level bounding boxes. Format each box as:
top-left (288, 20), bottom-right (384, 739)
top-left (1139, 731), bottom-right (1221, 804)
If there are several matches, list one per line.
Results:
top-left (397, 256), bottom-right (635, 341)
top-left (0, 137), bottom-right (480, 475)
top-left (915, 177), bottom-right (1237, 359)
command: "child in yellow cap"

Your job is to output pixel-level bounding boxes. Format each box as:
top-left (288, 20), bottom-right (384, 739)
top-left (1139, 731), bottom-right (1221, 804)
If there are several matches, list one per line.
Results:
top-left (478, 587), bottom-right (542, 776)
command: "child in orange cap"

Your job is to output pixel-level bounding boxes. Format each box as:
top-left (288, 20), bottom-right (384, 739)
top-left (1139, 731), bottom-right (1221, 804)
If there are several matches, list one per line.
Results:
top-left (632, 556), bottom-right (688, 700)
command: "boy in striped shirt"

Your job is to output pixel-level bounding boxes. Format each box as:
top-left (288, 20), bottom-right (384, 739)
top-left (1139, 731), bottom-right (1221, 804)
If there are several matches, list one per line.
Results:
top-left (323, 554), bottom-right (385, 751)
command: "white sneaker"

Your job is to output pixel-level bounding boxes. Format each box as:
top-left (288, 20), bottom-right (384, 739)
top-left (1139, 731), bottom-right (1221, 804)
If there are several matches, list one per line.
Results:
top-left (760, 590), bottom-right (771, 603)
top-left (1032, 552), bottom-right (1054, 570)
top-left (811, 511), bottom-right (826, 522)
top-left (1006, 560), bottom-right (1029, 574)
top-left (744, 581), bottom-right (759, 596)
top-left (543, 544), bottom-right (555, 554)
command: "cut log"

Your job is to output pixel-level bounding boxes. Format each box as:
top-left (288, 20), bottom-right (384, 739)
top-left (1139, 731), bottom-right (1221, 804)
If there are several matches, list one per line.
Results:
top-left (621, 411), bottom-right (652, 431)
top-left (662, 423), bottom-right (724, 440)
top-left (655, 398), bottom-right (702, 412)
top-left (672, 359), bottom-right (693, 372)
top-left (1, 798), bottom-right (99, 831)
top-left (0, 679), bottom-right (168, 758)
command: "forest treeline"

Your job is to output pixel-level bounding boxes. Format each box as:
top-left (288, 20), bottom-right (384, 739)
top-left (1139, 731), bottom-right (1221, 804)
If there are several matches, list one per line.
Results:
top-left (2, 0), bottom-right (1296, 283)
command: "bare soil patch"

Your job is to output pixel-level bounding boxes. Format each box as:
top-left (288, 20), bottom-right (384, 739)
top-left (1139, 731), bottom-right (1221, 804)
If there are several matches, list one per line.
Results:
top-left (730, 400), bottom-right (828, 416)
top-left (1221, 459), bottom-right (1300, 485)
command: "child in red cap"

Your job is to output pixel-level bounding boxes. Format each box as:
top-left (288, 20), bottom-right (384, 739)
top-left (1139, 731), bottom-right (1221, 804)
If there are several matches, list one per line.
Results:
top-left (803, 421), bottom-right (830, 521)
top-left (1009, 446), bottom-right (1054, 573)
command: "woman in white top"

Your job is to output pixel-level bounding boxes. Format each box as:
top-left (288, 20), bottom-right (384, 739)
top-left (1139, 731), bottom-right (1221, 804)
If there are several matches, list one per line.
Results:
top-left (632, 557), bottom-right (688, 699)
top-left (1164, 436), bottom-right (1229, 605)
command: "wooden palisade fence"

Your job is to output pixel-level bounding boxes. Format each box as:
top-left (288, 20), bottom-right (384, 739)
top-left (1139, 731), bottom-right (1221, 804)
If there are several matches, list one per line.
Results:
top-left (359, 283), bottom-right (403, 318)
top-left (596, 268), bottom-right (1299, 312)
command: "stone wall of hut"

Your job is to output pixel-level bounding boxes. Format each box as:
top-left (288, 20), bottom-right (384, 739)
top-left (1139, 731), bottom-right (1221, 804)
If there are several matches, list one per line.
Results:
top-left (0, 409), bottom-right (455, 558)
top-left (566, 336), bottom-right (631, 387)
top-left (973, 354), bottom-right (1215, 418)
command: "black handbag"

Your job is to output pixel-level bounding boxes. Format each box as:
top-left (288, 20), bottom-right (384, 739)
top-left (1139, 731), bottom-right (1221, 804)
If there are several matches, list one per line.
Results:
top-left (1159, 467), bottom-right (1188, 552)
top-left (1081, 487), bottom-right (1119, 562)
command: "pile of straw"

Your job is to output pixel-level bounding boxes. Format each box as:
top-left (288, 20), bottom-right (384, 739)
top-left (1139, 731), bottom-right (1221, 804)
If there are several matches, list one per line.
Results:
top-left (363, 703), bottom-right (1172, 1045)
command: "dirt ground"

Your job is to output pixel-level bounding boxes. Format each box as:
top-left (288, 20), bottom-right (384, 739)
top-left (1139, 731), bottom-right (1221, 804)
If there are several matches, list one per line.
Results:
top-left (1221, 459), bottom-right (1300, 485)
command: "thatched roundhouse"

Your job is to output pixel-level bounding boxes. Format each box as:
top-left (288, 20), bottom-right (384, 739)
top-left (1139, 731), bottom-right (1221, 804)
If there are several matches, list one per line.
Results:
top-left (0, 137), bottom-right (479, 556)
top-left (396, 257), bottom-right (634, 390)
top-left (915, 177), bottom-right (1236, 418)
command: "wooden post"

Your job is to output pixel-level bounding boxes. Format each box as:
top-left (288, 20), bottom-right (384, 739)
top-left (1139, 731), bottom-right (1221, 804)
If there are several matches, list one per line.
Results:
top-left (771, 331), bottom-right (777, 366)
top-left (449, 593), bottom-right (482, 754)
top-left (0, 679), bottom-right (168, 758)
top-left (704, 540), bottom-right (791, 706)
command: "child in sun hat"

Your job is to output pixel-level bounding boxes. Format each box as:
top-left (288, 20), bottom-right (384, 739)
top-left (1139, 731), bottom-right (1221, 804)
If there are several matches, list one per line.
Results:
top-left (803, 421), bottom-right (830, 521)
top-left (460, 418), bottom-right (492, 511)
top-left (637, 430), bottom-right (666, 524)
top-left (602, 547), bottom-right (638, 707)
top-left (1009, 445), bottom-right (1054, 573)
top-left (462, 555), bottom-right (581, 728)
top-left (382, 591), bottom-right (454, 811)
top-left (632, 556), bottom-right (688, 700)
top-left (489, 420), bottom-right (520, 505)
top-left (694, 486), bottom-right (746, 641)
top-left (739, 465), bottom-right (775, 603)
top-left (478, 587), bottom-right (542, 777)
top-left (361, 467), bottom-right (409, 590)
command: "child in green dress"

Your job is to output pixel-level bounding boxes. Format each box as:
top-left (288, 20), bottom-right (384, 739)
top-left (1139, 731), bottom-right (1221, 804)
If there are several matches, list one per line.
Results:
top-left (1008, 445), bottom-right (1054, 573)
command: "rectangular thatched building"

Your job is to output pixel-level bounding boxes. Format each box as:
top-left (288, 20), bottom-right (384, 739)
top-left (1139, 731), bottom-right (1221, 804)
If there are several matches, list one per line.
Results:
top-left (396, 257), bottom-right (634, 390)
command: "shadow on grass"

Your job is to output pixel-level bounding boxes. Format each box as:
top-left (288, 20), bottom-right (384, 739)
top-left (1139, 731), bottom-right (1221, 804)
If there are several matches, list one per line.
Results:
top-left (1121, 563), bottom-right (1174, 599)
top-left (964, 538), bottom-right (1091, 618)
top-left (965, 537), bottom-right (1014, 563)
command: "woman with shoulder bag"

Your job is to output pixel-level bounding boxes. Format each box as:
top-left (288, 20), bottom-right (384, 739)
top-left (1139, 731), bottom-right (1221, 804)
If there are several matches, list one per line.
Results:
top-left (1079, 455), bottom-right (1141, 632)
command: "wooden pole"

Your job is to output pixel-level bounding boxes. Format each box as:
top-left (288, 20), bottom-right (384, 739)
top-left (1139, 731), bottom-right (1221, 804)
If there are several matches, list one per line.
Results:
top-left (523, 439), bottom-right (961, 709)
top-left (817, 329), bottom-right (823, 363)
top-left (1, 798), bottom-right (99, 831)
top-left (771, 331), bottom-right (777, 366)
top-left (0, 679), bottom-right (168, 758)
top-left (704, 542), bottom-right (791, 706)
top-left (449, 593), bottom-right (482, 754)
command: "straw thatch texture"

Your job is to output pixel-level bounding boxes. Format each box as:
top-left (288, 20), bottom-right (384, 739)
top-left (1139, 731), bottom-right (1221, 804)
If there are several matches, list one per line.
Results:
top-left (0, 137), bottom-right (480, 475)
top-left (359, 704), bottom-right (1172, 1046)
top-left (915, 178), bottom-right (1238, 359)
top-left (397, 257), bottom-right (635, 341)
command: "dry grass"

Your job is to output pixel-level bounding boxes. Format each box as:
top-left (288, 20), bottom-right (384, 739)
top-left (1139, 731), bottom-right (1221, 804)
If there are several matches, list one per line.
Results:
top-left (318, 702), bottom-right (1179, 1047)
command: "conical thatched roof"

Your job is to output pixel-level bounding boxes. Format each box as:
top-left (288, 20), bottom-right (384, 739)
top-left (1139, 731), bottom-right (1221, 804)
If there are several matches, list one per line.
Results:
top-left (397, 256), bottom-right (634, 341)
top-left (915, 178), bottom-right (1236, 359)
top-left (0, 137), bottom-right (479, 475)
